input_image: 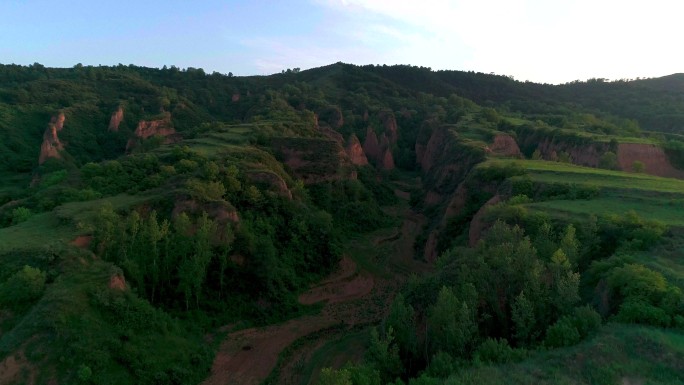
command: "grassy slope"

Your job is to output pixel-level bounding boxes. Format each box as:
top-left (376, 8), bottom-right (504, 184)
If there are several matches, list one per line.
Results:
top-left (481, 159), bottom-right (684, 227)
top-left (0, 194), bottom-right (152, 253)
top-left (447, 324), bottom-right (684, 385)
top-left (484, 159), bottom-right (684, 194)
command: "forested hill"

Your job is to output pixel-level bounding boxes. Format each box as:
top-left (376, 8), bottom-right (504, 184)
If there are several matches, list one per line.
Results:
top-left (2, 62), bottom-right (684, 176)
top-left (1, 62), bottom-right (684, 385)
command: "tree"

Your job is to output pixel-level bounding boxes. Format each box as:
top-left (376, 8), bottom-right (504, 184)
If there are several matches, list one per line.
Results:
top-left (559, 224), bottom-right (580, 265)
top-left (217, 224), bottom-right (235, 300)
top-left (190, 212), bottom-right (216, 307)
top-left (531, 149), bottom-right (542, 160)
top-left (599, 151), bottom-right (619, 170)
top-left (549, 249), bottom-right (580, 315)
top-left (632, 160), bottom-right (645, 173)
top-left (511, 291), bottom-right (537, 346)
top-left (367, 327), bottom-right (402, 382)
top-left (428, 286), bottom-right (477, 358)
top-left (385, 293), bottom-right (417, 361)
top-left (0, 265), bottom-right (46, 308)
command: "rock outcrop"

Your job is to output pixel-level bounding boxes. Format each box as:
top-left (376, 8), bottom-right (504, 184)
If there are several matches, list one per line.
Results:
top-left (423, 231), bottom-right (438, 262)
top-left (133, 113), bottom-right (176, 140)
top-left (421, 126), bottom-right (449, 173)
top-left (362, 127), bottom-right (394, 170)
top-left (272, 137), bottom-right (356, 183)
top-left (617, 143), bottom-right (684, 178)
top-left (379, 110), bottom-right (398, 144)
top-left (381, 148), bottom-right (395, 170)
top-left (486, 134), bottom-right (521, 157)
top-left (468, 195), bottom-right (501, 247)
top-left (346, 134), bottom-right (368, 166)
top-left (108, 106), bottom-right (124, 132)
top-left (246, 171), bottom-right (292, 199)
top-left (363, 126), bottom-right (381, 162)
top-left (39, 112), bottom-right (66, 164)
top-left (126, 112), bottom-right (179, 151)
top-left (444, 183), bottom-right (468, 218)
top-left (536, 139), bottom-right (607, 168)
top-left (109, 274), bottom-right (127, 291)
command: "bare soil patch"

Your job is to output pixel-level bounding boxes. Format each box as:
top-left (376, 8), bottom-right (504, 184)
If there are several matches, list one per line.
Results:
top-left (70, 235), bottom-right (92, 249)
top-left (202, 316), bottom-right (336, 385)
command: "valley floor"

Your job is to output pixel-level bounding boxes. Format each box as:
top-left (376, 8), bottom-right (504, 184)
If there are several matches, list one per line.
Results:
top-left (202, 181), bottom-right (428, 385)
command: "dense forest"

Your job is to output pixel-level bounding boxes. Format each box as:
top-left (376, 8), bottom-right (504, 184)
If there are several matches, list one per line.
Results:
top-left (0, 62), bottom-right (683, 385)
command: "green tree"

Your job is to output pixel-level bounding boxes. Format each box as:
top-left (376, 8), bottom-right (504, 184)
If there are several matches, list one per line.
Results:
top-left (599, 151), bottom-right (619, 170)
top-left (559, 224), bottom-right (579, 264)
top-left (632, 160), bottom-right (645, 173)
top-left (549, 249), bottom-right (580, 315)
top-left (186, 212), bottom-right (216, 307)
top-left (511, 291), bottom-right (537, 346)
top-left (0, 265), bottom-right (46, 308)
top-left (217, 224), bottom-right (235, 300)
top-left (385, 293), bottom-right (417, 363)
top-left (367, 327), bottom-right (402, 383)
top-left (428, 286), bottom-right (477, 358)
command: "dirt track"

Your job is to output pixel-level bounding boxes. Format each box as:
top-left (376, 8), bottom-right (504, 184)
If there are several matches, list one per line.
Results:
top-left (202, 256), bottom-right (377, 385)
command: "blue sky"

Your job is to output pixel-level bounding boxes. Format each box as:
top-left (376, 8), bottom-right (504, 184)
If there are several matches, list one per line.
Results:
top-left (1, 0), bottom-right (682, 84)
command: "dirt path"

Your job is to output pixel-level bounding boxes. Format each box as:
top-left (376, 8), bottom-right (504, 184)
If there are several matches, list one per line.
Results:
top-left (202, 316), bottom-right (336, 385)
top-left (202, 256), bottom-right (377, 385)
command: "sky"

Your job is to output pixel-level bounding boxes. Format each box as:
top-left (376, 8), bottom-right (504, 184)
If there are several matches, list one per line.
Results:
top-left (0, 0), bottom-right (682, 84)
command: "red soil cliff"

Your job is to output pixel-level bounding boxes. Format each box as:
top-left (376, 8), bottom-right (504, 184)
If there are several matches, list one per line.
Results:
top-left (536, 139), bottom-right (605, 168)
top-left (39, 112), bottom-right (66, 164)
top-left (469, 195), bottom-right (501, 247)
top-left (487, 134), bottom-right (521, 157)
top-left (363, 127), bottom-right (381, 162)
top-left (346, 134), bottom-right (369, 166)
top-left (126, 113), bottom-right (178, 151)
top-left (617, 143), bottom-right (684, 178)
top-left (379, 110), bottom-right (398, 144)
top-left (108, 106), bottom-right (124, 132)
top-left (381, 148), bottom-right (395, 170)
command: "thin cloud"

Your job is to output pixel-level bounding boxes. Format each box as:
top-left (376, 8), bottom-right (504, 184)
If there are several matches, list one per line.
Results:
top-left (312, 0), bottom-right (684, 83)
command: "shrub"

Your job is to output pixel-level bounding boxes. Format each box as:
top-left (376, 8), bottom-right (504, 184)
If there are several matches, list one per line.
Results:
top-left (632, 160), bottom-right (645, 173)
top-left (599, 151), bottom-right (619, 170)
top-left (614, 299), bottom-right (671, 327)
top-left (544, 317), bottom-right (580, 348)
top-left (473, 338), bottom-right (525, 364)
top-left (0, 265), bottom-right (46, 308)
top-left (11, 206), bottom-right (32, 225)
top-left (570, 305), bottom-right (602, 338)
top-left (426, 351), bottom-right (454, 378)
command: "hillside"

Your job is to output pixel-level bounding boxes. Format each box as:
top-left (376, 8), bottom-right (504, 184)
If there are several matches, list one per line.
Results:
top-left (0, 63), bottom-right (683, 385)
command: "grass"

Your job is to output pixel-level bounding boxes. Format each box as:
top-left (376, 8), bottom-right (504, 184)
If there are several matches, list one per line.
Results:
top-left (446, 324), bottom-right (684, 385)
top-left (527, 196), bottom-right (684, 227)
top-left (0, 193), bottom-right (153, 253)
top-left (484, 159), bottom-right (684, 194)
top-left (0, 211), bottom-right (78, 254)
